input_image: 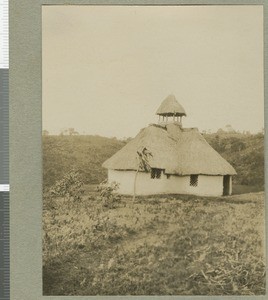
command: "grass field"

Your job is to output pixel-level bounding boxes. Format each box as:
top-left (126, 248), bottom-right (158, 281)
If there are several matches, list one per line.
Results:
top-left (43, 189), bottom-right (265, 296)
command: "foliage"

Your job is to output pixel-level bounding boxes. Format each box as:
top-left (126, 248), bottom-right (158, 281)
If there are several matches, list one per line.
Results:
top-left (48, 170), bottom-right (84, 202)
top-left (204, 132), bottom-right (264, 187)
top-left (136, 147), bottom-right (153, 172)
top-left (42, 130), bottom-right (49, 136)
top-left (97, 180), bottom-right (121, 209)
top-left (43, 191), bottom-right (265, 295)
top-left (59, 128), bottom-right (79, 136)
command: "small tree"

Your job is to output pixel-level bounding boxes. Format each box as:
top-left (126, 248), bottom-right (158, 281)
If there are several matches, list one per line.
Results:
top-left (133, 147), bottom-right (152, 201)
top-left (49, 170), bottom-right (84, 201)
top-left (68, 128), bottom-right (79, 136)
top-left (97, 180), bottom-right (121, 209)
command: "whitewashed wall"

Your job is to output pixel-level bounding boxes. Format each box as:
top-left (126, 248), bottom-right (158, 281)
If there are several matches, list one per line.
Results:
top-left (108, 169), bottom-right (226, 196)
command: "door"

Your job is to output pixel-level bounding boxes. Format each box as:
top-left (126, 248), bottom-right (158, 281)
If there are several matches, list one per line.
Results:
top-left (223, 175), bottom-right (230, 196)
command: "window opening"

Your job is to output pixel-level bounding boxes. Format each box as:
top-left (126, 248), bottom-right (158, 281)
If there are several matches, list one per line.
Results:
top-left (190, 175), bottom-right (198, 187)
top-left (151, 168), bottom-right (161, 179)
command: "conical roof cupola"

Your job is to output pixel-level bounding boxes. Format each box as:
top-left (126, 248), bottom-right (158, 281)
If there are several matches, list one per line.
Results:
top-left (156, 94), bottom-right (186, 126)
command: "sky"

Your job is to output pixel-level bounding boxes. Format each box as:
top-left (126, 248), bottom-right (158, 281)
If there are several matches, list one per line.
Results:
top-left (42, 5), bottom-right (264, 138)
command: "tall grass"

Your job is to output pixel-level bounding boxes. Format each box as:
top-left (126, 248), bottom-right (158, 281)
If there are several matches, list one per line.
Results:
top-left (43, 192), bottom-right (265, 295)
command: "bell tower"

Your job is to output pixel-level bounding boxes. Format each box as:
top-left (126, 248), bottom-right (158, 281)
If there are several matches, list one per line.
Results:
top-left (156, 94), bottom-right (186, 126)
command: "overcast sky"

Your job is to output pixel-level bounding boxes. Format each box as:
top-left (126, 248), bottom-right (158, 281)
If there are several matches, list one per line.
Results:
top-left (42, 5), bottom-right (264, 138)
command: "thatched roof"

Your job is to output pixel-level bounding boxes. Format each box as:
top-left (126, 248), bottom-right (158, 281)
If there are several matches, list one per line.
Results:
top-left (156, 94), bottom-right (186, 116)
top-left (102, 123), bottom-right (236, 176)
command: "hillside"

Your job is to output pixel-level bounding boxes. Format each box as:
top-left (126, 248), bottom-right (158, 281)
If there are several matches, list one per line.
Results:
top-left (43, 135), bottom-right (126, 188)
top-left (204, 132), bottom-right (264, 187)
top-left (43, 132), bottom-right (264, 190)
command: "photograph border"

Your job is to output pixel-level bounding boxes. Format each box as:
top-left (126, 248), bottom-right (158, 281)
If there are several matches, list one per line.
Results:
top-left (10, 0), bottom-right (267, 299)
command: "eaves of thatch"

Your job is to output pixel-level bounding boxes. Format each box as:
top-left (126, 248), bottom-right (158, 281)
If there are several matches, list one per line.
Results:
top-left (102, 123), bottom-right (237, 176)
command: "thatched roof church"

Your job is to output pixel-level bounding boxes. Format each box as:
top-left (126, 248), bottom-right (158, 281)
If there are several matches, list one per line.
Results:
top-left (103, 95), bottom-right (236, 196)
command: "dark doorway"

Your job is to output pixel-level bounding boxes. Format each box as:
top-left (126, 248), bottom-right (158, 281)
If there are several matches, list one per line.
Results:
top-left (223, 175), bottom-right (231, 196)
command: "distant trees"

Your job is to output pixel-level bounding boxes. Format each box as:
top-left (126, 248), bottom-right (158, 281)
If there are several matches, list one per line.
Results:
top-left (121, 137), bottom-right (132, 143)
top-left (216, 124), bottom-right (236, 134)
top-left (42, 130), bottom-right (49, 136)
top-left (205, 132), bottom-right (264, 188)
top-left (59, 128), bottom-right (79, 136)
top-left (68, 128), bottom-right (79, 136)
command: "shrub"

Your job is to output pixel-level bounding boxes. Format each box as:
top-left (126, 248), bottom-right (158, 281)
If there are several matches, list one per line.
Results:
top-left (97, 180), bottom-right (121, 208)
top-left (49, 170), bottom-right (85, 201)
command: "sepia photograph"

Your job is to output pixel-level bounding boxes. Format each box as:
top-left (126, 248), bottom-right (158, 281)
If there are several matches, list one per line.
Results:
top-left (42, 5), bottom-right (265, 295)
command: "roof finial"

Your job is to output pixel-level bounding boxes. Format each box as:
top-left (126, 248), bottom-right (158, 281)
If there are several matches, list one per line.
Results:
top-left (156, 94), bottom-right (186, 126)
